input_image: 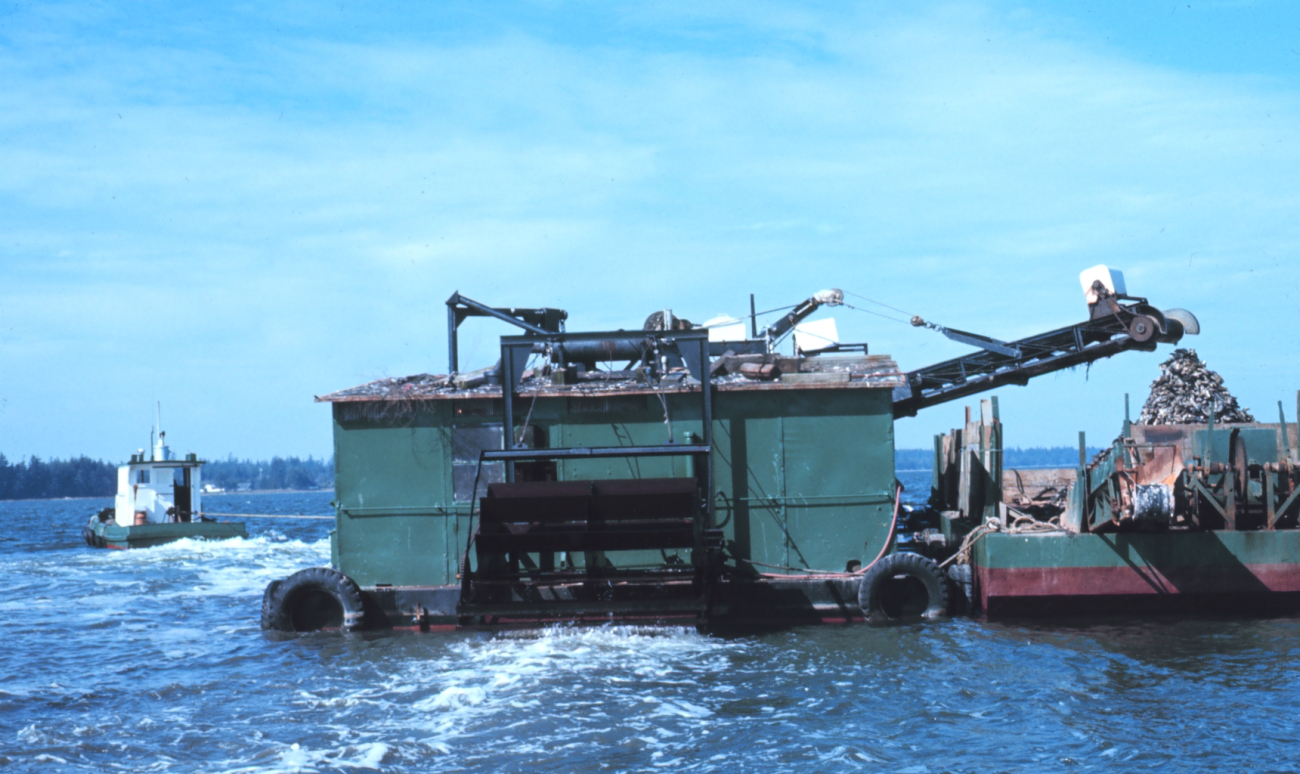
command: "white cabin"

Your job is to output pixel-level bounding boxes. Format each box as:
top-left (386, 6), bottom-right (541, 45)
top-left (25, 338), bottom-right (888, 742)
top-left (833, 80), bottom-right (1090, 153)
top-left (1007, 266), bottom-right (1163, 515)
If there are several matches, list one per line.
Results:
top-left (113, 432), bottom-right (205, 527)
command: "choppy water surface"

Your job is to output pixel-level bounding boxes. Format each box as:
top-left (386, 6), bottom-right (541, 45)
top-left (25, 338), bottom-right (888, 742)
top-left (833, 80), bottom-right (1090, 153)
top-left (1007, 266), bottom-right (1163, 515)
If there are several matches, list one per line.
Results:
top-left (3, 489), bottom-right (1300, 773)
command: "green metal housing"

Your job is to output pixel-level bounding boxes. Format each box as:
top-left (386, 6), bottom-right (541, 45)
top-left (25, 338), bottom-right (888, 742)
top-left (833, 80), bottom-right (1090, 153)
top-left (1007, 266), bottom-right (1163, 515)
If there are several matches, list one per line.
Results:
top-left (327, 383), bottom-right (898, 591)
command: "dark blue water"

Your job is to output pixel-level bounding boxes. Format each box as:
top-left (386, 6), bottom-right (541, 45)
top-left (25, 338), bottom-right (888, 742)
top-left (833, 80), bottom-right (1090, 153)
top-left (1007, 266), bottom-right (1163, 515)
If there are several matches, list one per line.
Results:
top-left (3, 483), bottom-right (1300, 772)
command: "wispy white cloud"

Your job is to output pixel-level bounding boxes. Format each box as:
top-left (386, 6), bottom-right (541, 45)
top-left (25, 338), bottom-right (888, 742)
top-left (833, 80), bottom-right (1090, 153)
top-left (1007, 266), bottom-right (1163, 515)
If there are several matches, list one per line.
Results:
top-left (1, 1), bottom-right (1298, 457)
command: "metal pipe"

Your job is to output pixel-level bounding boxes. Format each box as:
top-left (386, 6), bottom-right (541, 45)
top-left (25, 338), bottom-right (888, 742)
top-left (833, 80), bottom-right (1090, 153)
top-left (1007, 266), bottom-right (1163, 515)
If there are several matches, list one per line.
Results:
top-left (449, 292), bottom-right (550, 336)
top-left (918, 322), bottom-right (1021, 358)
top-left (448, 301), bottom-right (459, 374)
top-left (700, 335), bottom-right (715, 529)
top-left (501, 343), bottom-right (516, 482)
top-left (1280, 400), bottom-right (1291, 461)
top-left (483, 445), bottom-right (711, 461)
top-left (554, 338), bottom-right (654, 365)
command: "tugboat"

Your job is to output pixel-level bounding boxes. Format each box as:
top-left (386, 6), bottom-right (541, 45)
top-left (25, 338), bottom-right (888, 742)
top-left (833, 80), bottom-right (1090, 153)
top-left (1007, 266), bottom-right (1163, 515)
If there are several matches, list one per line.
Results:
top-left (83, 429), bottom-right (247, 549)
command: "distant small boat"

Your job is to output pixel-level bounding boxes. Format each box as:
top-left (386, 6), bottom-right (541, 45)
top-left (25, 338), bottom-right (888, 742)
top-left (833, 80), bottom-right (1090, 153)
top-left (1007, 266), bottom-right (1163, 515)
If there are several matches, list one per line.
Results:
top-left (84, 430), bottom-right (246, 549)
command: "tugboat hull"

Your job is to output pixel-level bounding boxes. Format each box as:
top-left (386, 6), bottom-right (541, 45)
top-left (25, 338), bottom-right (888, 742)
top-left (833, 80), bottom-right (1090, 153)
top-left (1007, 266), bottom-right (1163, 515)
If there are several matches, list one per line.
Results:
top-left (85, 515), bottom-right (247, 549)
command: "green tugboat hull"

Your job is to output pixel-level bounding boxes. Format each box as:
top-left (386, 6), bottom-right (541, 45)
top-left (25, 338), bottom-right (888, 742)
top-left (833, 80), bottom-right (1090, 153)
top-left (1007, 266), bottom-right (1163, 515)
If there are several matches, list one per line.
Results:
top-left (85, 516), bottom-right (247, 549)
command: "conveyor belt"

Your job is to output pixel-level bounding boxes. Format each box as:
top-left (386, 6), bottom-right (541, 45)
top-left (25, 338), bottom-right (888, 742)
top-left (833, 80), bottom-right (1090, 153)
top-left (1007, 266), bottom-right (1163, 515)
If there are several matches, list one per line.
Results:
top-left (892, 314), bottom-right (1157, 418)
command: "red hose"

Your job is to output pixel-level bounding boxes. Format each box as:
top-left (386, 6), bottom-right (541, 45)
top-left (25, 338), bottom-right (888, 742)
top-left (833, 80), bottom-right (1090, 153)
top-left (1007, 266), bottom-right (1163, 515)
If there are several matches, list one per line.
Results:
top-left (855, 481), bottom-right (903, 575)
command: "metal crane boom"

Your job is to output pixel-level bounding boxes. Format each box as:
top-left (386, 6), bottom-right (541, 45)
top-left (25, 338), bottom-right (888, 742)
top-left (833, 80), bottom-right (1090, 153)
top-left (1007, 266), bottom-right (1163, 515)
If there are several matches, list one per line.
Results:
top-left (892, 284), bottom-right (1197, 418)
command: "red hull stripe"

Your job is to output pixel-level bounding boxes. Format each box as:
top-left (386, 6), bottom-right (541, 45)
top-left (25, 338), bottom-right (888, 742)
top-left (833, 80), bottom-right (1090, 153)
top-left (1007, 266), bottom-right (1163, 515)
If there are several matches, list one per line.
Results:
top-left (978, 563), bottom-right (1300, 600)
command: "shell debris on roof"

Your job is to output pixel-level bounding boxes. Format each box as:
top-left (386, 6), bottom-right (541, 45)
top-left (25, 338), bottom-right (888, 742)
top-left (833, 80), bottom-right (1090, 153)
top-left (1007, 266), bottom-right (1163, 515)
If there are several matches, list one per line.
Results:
top-left (317, 354), bottom-right (904, 403)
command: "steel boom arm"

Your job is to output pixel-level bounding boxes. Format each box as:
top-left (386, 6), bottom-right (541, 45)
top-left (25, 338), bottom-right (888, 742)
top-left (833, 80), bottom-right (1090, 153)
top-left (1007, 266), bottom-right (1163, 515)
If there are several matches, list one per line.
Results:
top-left (892, 315), bottom-right (1163, 418)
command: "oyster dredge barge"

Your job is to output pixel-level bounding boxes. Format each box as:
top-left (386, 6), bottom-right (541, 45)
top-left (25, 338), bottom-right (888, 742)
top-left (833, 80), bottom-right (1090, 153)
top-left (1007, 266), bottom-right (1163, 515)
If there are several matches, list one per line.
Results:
top-left (263, 267), bottom-right (1300, 632)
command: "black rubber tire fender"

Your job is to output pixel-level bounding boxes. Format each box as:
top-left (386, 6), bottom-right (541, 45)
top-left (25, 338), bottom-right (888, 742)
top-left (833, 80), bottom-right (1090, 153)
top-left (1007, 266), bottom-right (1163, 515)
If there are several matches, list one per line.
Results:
top-left (84, 510), bottom-right (111, 548)
top-left (262, 567), bottom-right (366, 632)
top-left (260, 579), bottom-right (284, 630)
top-left (857, 552), bottom-right (950, 623)
top-left (945, 563), bottom-right (973, 616)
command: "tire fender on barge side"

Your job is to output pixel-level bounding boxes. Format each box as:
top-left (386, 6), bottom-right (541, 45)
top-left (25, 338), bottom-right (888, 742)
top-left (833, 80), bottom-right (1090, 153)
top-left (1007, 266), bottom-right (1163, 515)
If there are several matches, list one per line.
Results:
top-left (262, 568), bottom-right (367, 632)
top-left (83, 509), bottom-right (112, 548)
top-left (82, 520), bottom-right (100, 548)
top-left (857, 553), bottom-right (950, 623)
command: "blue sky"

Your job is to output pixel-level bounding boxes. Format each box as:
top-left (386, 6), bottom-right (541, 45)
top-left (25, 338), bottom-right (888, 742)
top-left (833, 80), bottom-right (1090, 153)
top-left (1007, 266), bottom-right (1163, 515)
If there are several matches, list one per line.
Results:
top-left (2, 1), bottom-right (1298, 461)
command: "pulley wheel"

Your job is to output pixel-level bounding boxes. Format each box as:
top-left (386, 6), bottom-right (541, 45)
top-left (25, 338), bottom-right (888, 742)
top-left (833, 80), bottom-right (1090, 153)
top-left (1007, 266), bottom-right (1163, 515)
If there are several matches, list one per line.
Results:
top-left (1128, 315), bottom-right (1159, 343)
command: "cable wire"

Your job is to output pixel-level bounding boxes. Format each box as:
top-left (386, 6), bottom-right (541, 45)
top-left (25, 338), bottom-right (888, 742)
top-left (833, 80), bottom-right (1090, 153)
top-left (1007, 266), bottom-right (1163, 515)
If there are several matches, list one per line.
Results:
top-left (840, 301), bottom-right (912, 325)
top-left (844, 289), bottom-right (919, 319)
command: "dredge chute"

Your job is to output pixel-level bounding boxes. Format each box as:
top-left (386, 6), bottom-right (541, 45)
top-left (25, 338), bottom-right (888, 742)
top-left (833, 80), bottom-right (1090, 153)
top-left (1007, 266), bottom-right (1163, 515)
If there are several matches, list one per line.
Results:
top-left (890, 265), bottom-right (1199, 417)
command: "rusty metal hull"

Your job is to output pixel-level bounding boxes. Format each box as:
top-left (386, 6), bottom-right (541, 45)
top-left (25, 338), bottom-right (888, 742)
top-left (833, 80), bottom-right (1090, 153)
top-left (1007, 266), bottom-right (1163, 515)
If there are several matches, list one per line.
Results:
top-left (973, 530), bottom-right (1300, 616)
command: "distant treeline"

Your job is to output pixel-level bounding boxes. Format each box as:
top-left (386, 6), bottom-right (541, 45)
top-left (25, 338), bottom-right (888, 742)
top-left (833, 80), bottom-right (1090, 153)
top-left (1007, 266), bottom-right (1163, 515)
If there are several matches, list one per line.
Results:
top-left (0, 455), bottom-right (116, 500)
top-left (896, 446), bottom-right (1104, 472)
top-left (0, 454), bottom-right (334, 500)
top-left (204, 456), bottom-right (334, 492)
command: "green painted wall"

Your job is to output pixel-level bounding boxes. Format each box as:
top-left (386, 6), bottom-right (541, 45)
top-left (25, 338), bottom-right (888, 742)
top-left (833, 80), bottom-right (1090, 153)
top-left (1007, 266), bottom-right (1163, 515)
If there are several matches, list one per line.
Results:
top-left (330, 387), bottom-right (896, 588)
top-left (976, 530), bottom-right (1300, 570)
top-left (712, 391), bottom-right (896, 575)
top-left (332, 401), bottom-right (464, 588)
